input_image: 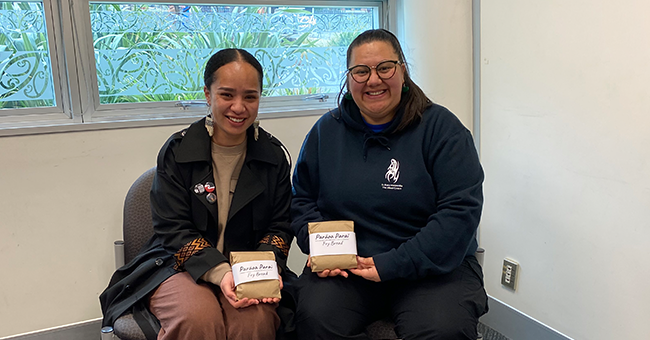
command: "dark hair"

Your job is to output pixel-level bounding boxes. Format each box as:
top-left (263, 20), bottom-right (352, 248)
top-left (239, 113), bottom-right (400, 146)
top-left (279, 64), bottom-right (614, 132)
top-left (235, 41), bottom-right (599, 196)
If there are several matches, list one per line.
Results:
top-left (339, 29), bottom-right (431, 132)
top-left (204, 49), bottom-right (264, 91)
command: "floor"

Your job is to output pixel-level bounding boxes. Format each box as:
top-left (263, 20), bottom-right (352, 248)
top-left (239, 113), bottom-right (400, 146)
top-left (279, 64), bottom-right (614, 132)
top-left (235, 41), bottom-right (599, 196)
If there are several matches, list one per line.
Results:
top-left (478, 322), bottom-right (511, 340)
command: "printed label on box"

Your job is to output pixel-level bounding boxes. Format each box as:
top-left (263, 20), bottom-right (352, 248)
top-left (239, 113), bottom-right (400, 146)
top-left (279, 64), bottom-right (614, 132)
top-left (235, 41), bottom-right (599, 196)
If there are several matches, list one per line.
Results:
top-left (232, 260), bottom-right (279, 286)
top-left (309, 231), bottom-right (357, 256)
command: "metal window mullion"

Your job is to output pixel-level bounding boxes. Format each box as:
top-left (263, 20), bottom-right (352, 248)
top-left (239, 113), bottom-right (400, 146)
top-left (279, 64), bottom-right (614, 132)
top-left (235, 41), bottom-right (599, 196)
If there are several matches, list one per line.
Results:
top-left (42, 0), bottom-right (73, 119)
top-left (56, 0), bottom-right (82, 122)
top-left (76, 0), bottom-right (103, 122)
top-left (58, 0), bottom-right (98, 123)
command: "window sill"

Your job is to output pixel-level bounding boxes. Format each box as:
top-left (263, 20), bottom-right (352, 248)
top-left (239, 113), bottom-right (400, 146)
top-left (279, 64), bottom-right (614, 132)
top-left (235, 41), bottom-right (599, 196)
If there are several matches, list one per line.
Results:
top-left (0, 105), bottom-right (333, 137)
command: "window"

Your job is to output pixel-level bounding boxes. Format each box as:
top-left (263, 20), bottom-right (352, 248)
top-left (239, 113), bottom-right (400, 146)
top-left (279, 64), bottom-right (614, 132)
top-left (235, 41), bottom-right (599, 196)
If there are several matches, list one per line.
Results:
top-left (0, 0), bottom-right (387, 135)
top-left (0, 1), bottom-right (56, 109)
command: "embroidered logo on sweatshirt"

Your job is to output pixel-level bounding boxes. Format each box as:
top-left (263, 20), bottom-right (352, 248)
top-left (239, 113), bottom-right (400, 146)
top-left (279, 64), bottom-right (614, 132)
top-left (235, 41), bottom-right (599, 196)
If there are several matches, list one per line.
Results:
top-left (382, 158), bottom-right (403, 190)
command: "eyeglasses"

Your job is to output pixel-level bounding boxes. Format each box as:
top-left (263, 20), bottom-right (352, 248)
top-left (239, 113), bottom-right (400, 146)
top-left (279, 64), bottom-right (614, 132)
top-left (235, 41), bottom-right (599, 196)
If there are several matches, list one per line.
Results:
top-left (347, 60), bottom-right (402, 83)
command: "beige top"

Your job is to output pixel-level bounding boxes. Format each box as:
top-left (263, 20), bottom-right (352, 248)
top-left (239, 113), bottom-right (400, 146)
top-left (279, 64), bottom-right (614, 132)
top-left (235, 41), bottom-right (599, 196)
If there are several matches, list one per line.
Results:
top-left (200, 138), bottom-right (247, 286)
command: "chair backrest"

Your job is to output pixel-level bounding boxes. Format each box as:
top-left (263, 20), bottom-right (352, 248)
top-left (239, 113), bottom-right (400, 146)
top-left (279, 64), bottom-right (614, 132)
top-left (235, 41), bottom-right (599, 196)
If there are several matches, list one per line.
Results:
top-left (122, 167), bottom-right (157, 263)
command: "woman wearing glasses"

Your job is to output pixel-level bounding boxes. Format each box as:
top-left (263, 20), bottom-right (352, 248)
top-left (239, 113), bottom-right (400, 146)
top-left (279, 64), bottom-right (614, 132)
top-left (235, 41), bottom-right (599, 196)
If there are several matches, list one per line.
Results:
top-left (291, 29), bottom-right (488, 339)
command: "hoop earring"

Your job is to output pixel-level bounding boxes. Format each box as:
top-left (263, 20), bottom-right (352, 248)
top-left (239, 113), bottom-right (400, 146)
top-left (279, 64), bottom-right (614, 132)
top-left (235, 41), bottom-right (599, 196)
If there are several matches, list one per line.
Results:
top-left (205, 106), bottom-right (214, 137)
top-left (253, 120), bottom-right (260, 141)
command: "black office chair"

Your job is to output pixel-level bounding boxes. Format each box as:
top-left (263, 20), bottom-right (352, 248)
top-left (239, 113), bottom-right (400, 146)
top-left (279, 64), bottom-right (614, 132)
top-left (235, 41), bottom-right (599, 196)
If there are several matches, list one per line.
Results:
top-left (101, 167), bottom-right (156, 340)
top-left (101, 167), bottom-right (483, 340)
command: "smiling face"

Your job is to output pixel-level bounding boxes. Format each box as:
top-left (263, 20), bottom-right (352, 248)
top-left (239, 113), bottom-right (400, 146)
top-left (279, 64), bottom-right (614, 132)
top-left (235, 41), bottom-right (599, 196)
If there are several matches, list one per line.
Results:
top-left (203, 61), bottom-right (261, 146)
top-left (347, 41), bottom-right (405, 125)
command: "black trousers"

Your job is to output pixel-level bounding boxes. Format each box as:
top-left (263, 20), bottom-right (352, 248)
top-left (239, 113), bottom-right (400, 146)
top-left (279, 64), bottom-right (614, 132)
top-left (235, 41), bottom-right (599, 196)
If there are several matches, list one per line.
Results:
top-left (294, 256), bottom-right (489, 340)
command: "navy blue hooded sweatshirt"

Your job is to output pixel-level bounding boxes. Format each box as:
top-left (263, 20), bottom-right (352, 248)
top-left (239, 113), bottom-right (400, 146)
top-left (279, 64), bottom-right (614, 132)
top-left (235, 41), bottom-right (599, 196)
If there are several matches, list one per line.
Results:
top-left (290, 98), bottom-right (484, 281)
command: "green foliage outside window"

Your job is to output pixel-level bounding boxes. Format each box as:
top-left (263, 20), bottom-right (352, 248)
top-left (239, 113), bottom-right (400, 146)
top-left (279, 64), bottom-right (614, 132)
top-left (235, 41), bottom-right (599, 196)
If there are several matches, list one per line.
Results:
top-left (0, 2), bottom-right (377, 109)
top-left (90, 4), bottom-right (375, 104)
top-left (0, 1), bottom-right (54, 109)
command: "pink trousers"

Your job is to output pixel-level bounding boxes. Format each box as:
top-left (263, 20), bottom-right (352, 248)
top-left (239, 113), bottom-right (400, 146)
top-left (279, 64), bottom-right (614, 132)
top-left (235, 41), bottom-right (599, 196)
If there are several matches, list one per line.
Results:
top-left (148, 272), bottom-right (280, 340)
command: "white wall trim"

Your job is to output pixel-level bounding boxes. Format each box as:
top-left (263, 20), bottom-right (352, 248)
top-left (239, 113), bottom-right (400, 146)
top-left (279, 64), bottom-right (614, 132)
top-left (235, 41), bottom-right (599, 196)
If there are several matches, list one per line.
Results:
top-left (0, 318), bottom-right (101, 340)
top-left (481, 296), bottom-right (574, 340)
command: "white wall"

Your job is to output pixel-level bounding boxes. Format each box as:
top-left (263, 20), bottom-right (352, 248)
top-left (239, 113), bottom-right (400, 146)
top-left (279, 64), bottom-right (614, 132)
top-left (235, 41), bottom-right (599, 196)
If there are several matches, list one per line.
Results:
top-left (396, 0), bottom-right (474, 129)
top-left (480, 1), bottom-right (650, 339)
top-left (0, 115), bottom-right (318, 337)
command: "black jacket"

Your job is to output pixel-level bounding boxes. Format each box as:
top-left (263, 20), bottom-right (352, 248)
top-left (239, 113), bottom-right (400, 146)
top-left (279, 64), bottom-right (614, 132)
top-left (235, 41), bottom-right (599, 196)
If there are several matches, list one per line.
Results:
top-left (100, 118), bottom-right (294, 329)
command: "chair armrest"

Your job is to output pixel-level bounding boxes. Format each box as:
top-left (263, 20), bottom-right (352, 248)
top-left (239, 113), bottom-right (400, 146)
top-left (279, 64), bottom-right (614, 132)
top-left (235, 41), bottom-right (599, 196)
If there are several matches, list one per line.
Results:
top-left (115, 240), bottom-right (125, 269)
top-left (475, 247), bottom-right (485, 267)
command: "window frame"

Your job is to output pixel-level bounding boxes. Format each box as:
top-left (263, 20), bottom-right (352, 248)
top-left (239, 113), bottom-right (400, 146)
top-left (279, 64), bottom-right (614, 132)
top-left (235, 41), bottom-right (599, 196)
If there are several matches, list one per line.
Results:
top-left (0, 0), bottom-right (393, 136)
